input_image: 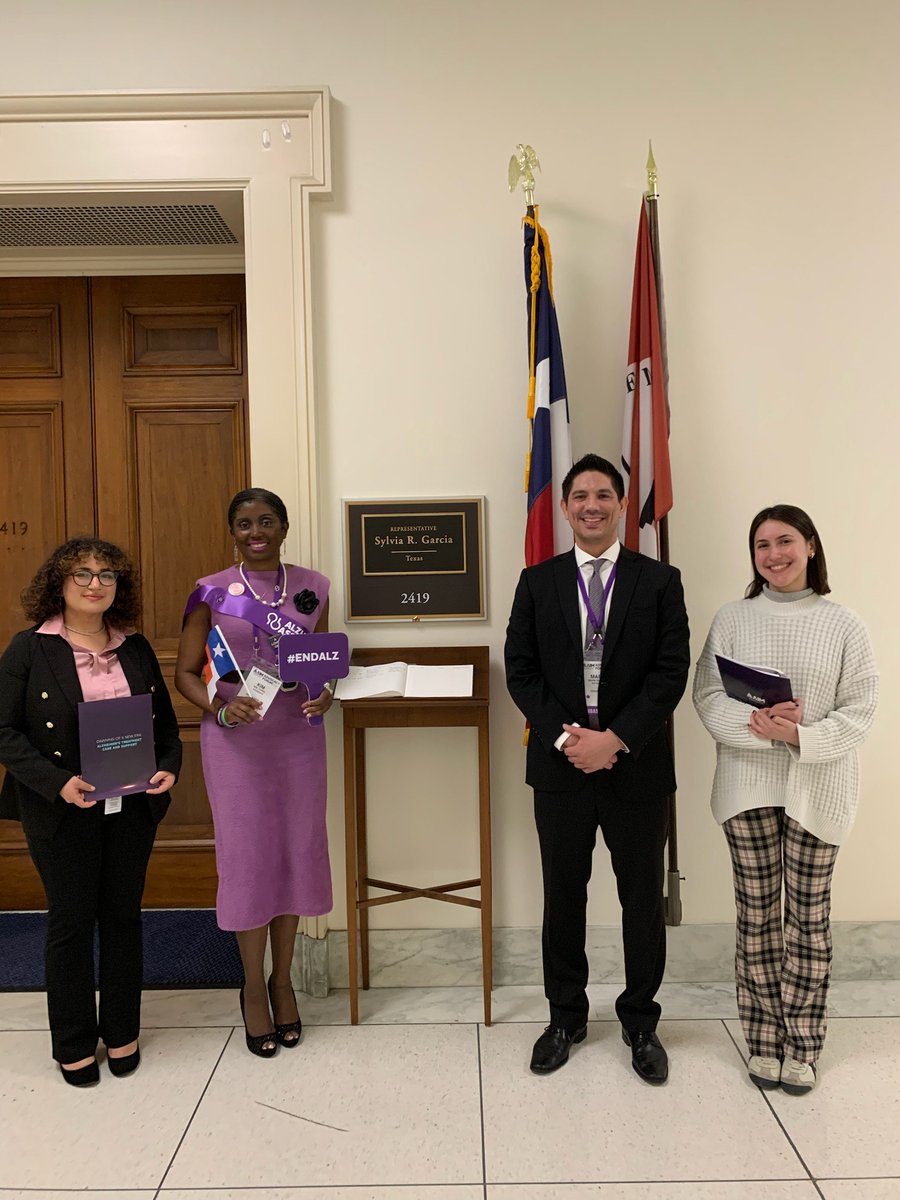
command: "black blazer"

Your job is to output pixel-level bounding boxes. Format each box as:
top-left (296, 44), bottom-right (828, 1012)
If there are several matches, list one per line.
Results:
top-left (504, 546), bottom-right (690, 798)
top-left (0, 628), bottom-right (182, 838)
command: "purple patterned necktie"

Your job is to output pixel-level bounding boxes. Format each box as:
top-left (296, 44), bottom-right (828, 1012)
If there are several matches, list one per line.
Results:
top-left (584, 558), bottom-right (606, 651)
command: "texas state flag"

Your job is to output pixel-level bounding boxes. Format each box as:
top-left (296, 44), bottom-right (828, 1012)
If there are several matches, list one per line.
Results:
top-left (523, 212), bottom-right (572, 566)
top-left (202, 624), bottom-right (244, 704)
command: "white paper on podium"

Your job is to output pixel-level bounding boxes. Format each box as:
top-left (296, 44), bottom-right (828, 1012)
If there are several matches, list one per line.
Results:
top-left (403, 664), bottom-right (473, 697)
top-left (334, 662), bottom-right (473, 699)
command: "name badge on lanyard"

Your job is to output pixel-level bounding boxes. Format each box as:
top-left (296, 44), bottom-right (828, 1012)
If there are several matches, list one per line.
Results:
top-left (578, 562), bottom-right (617, 722)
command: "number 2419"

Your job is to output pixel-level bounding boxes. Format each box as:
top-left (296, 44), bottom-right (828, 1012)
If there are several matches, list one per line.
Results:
top-left (401, 591), bottom-right (430, 604)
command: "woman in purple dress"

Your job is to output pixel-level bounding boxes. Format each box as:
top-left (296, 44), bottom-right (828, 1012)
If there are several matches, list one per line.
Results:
top-left (176, 489), bottom-right (333, 1057)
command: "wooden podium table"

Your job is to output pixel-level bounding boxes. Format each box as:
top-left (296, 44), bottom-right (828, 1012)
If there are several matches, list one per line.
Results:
top-left (340, 645), bottom-right (492, 1024)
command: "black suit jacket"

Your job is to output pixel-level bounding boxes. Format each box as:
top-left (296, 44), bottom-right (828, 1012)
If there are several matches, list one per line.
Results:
top-left (0, 628), bottom-right (182, 838)
top-left (504, 546), bottom-right (690, 798)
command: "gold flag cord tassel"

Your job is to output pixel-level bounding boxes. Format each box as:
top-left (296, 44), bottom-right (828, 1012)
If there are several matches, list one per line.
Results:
top-left (525, 206), bottom-right (554, 492)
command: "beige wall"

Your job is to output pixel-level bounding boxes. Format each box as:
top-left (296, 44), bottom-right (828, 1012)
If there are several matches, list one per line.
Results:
top-left (3, 0), bottom-right (897, 926)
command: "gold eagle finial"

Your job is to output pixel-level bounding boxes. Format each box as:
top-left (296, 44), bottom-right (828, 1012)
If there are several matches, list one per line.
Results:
top-left (508, 143), bottom-right (541, 206)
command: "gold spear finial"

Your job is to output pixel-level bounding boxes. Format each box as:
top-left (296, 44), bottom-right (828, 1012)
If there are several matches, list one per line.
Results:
top-left (646, 140), bottom-right (659, 199)
top-left (508, 143), bottom-right (541, 208)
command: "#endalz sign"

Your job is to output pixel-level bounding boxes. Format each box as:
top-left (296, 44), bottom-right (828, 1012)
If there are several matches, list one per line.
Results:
top-left (278, 632), bottom-right (350, 697)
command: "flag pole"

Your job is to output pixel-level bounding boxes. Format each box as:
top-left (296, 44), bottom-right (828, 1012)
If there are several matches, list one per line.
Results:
top-left (646, 142), bottom-right (682, 926)
top-left (510, 143), bottom-right (541, 743)
top-left (645, 141), bottom-right (670, 563)
top-left (509, 144), bottom-right (543, 499)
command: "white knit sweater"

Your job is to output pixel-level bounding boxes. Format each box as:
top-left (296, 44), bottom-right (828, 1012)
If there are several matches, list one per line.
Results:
top-left (692, 591), bottom-right (878, 845)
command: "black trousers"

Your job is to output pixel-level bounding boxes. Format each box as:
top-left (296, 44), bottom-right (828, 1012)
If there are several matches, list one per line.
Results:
top-left (25, 798), bottom-right (157, 1063)
top-left (534, 783), bottom-right (668, 1033)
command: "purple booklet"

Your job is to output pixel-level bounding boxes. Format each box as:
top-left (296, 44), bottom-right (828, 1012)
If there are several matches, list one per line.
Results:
top-left (78, 694), bottom-right (156, 801)
top-left (715, 654), bottom-right (794, 709)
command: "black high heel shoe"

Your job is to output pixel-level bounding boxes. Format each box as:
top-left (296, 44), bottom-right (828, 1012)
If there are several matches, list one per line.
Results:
top-left (239, 985), bottom-right (278, 1058)
top-left (108, 1044), bottom-right (141, 1077)
top-left (268, 975), bottom-right (302, 1048)
top-left (58, 1059), bottom-right (100, 1088)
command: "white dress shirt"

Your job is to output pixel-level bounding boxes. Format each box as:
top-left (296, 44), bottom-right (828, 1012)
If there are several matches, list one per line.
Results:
top-left (574, 539), bottom-right (621, 647)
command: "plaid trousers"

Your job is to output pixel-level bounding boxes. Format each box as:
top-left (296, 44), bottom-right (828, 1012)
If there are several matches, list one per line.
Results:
top-left (723, 806), bottom-right (839, 1063)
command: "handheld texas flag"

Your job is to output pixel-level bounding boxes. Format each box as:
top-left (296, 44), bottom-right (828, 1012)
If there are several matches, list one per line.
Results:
top-left (620, 197), bottom-right (672, 559)
top-left (523, 209), bottom-right (573, 566)
top-left (202, 624), bottom-right (244, 704)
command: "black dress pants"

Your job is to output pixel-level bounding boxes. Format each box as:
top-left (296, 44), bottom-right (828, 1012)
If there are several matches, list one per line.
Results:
top-left (534, 782), bottom-right (668, 1033)
top-left (25, 798), bottom-right (157, 1063)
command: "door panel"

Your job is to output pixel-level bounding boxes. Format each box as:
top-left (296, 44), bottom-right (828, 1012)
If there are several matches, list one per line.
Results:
top-left (132, 407), bottom-right (245, 654)
top-left (0, 279), bottom-right (95, 908)
top-left (124, 305), bottom-right (242, 374)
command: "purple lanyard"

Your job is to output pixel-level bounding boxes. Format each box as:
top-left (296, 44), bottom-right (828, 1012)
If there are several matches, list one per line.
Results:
top-left (577, 561), bottom-right (617, 649)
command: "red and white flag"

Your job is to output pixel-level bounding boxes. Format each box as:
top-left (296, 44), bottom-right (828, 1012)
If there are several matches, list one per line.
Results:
top-left (620, 198), bottom-right (672, 558)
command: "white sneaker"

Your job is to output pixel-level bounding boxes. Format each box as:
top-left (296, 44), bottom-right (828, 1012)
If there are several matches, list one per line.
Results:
top-left (748, 1055), bottom-right (782, 1089)
top-left (780, 1057), bottom-right (817, 1095)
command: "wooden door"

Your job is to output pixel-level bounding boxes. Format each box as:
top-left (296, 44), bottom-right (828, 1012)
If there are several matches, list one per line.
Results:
top-left (0, 275), bottom-right (249, 909)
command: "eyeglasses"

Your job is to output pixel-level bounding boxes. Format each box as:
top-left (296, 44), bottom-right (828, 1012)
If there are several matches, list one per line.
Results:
top-left (69, 569), bottom-right (118, 587)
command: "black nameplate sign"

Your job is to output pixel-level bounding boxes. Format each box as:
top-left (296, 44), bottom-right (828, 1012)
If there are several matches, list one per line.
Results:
top-left (343, 498), bottom-right (485, 622)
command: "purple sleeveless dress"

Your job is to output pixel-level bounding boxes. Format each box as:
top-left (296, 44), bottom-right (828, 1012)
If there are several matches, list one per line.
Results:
top-left (196, 564), bottom-right (332, 930)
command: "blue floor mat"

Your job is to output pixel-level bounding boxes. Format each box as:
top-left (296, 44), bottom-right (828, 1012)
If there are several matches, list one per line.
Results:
top-left (0, 909), bottom-right (243, 990)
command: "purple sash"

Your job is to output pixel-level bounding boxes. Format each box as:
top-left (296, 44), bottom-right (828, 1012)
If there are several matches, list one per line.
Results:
top-left (182, 582), bottom-right (309, 639)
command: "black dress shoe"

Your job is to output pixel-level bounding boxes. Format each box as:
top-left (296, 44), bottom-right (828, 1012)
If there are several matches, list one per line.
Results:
top-left (622, 1028), bottom-right (668, 1085)
top-left (530, 1024), bottom-right (587, 1074)
top-left (58, 1059), bottom-right (100, 1088)
top-left (108, 1045), bottom-right (141, 1077)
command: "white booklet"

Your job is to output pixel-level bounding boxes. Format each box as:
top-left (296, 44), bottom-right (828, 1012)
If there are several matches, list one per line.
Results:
top-left (334, 661), bottom-right (473, 700)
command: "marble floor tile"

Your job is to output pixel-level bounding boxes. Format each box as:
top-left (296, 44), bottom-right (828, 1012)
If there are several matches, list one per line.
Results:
top-left (139, 986), bottom-right (244, 1027)
top-left (828, 981), bottom-right (900, 1017)
top-left (1, 979), bottom-right (894, 1035)
top-left (163, 1023), bottom-right (483, 1189)
top-left (481, 1019), bottom-right (805, 1184)
top-left (653, 981), bottom-right (739, 1019)
top-left (0, 989), bottom-right (47, 1029)
top-left (753, 1018), bottom-right (900, 1179)
top-left (818, 1182), bottom-right (900, 1199)
top-left (0, 1027), bottom-right (230, 1190)
top-left (488, 1185), bottom-right (820, 1198)
top-left (326, 984), bottom-right (489, 1024)
top-left (162, 1190), bottom-right (484, 1199)
top-left (0, 1193), bottom-right (154, 1200)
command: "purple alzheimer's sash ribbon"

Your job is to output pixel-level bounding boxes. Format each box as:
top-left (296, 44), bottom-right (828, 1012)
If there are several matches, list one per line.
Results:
top-left (182, 582), bottom-right (309, 639)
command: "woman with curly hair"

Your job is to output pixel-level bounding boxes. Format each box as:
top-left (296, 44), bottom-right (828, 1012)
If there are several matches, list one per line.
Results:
top-left (0, 537), bottom-right (181, 1087)
top-left (176, 488), bottom-right (333, 1058)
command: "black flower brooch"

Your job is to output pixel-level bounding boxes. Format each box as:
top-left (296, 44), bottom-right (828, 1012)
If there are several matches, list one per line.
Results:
top-left (294, 589), bottom-right (320, 615)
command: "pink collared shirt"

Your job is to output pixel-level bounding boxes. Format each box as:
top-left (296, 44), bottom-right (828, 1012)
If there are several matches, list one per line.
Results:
top-left (37, 614), bottom-right (132, 703)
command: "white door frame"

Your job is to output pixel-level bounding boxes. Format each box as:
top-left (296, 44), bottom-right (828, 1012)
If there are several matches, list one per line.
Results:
top-left (0, 89), bottom-right (333, 939)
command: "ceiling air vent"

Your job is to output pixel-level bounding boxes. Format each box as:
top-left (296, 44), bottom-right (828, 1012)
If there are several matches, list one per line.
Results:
top-left (0, 203), bottom-right (240, 248)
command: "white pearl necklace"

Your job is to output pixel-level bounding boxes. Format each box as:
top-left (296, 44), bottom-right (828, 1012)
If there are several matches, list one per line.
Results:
top-left (238, 561), bottom-right (287, 608)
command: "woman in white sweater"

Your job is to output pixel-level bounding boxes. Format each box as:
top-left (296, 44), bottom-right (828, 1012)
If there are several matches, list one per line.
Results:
top-left (693, 505), bottom-right (878, 1096)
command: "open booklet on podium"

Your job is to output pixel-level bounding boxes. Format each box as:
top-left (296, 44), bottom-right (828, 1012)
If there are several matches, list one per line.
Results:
top-left (334, 661), bottom-right (473, 700)
top-left (715, 654), bottom-right (794, 708)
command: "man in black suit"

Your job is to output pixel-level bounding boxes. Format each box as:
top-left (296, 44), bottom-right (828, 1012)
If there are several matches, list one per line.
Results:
top-left (505, 453), bottom-right (689, 1082)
